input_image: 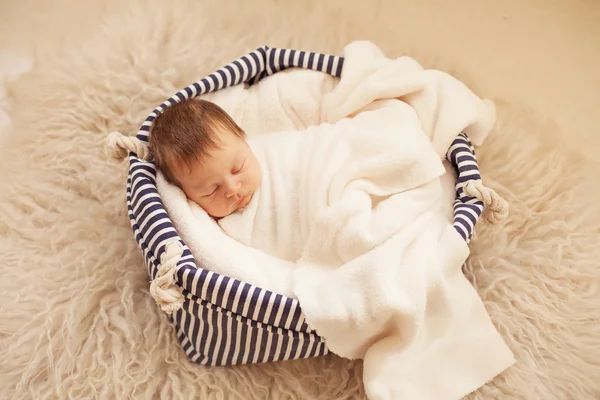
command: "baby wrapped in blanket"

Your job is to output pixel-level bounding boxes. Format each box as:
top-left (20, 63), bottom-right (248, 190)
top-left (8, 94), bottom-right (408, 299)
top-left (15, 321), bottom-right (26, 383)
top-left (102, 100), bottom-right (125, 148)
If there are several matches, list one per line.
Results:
top-left (149, 97), bottom-right (446, 266)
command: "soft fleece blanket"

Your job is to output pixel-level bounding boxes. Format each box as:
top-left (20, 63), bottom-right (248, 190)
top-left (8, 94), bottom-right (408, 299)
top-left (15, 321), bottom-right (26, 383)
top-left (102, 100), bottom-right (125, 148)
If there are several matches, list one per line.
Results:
top-left (218, 100), bottom-right (444, 266)
top-left (157, 41), bottom-right (515, 400)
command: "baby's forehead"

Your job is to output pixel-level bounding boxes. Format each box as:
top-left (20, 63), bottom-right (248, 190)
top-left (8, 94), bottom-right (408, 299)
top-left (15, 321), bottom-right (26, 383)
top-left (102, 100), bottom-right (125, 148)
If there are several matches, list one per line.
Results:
top-left (182, 143), bottom-right (240, 176)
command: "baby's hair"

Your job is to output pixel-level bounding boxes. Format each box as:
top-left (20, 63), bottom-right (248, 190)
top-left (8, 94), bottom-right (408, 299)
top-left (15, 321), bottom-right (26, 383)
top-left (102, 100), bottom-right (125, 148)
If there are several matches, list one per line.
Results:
top-left (149, 99), bottom-right (246, 185)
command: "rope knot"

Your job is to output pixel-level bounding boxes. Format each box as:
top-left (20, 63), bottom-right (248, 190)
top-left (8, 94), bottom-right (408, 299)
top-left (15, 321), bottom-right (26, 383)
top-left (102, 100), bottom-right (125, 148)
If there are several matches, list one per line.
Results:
top-left (105, 131), bottom-right (151, 162)
top-left (149, 240), bottom-right (185, 314)
top-left (463, 180), bottom-right (509, 224)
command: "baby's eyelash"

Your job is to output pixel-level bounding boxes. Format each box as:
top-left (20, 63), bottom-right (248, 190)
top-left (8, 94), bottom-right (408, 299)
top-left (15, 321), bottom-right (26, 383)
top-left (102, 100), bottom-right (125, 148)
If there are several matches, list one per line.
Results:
top-left (204, 186), bottom-right (218, 197)
top-left (234, 159), bottom-right (246, 174)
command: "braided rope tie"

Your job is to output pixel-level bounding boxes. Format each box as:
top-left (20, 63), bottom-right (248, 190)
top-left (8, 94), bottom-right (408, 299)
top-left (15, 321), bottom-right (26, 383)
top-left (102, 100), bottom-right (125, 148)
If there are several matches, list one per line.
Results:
top-left (105, 131), bottom-right (152, 162)
top-left (463, 180), bottom-right (509, 224)
top-left (149, 240), bottom-right (185, 314)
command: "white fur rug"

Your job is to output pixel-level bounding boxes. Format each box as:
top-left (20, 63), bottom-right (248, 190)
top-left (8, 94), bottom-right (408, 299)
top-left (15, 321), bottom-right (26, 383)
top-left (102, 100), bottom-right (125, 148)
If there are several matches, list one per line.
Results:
top-left (1, 1), bottom-right (599, 398)
top-left (0, 53), bottom-right (31, 148)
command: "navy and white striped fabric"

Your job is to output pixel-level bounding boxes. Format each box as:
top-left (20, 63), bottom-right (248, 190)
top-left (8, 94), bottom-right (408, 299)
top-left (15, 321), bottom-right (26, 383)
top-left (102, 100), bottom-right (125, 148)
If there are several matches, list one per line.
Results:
top-left (126, 46), bottom-right (484, 365)
top-left (445, 133), bottom-right (485, 243)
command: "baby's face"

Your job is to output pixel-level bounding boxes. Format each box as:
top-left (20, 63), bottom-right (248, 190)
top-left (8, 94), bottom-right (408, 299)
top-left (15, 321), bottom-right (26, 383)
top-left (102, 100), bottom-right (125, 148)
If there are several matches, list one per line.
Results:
top-left (173, 130), bottom-right (261, 218)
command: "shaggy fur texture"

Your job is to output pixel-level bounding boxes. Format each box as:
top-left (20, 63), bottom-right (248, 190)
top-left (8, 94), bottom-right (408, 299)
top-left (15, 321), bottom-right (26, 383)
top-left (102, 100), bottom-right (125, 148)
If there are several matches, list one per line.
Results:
top-left (1, 0), bottom-right (599, 398)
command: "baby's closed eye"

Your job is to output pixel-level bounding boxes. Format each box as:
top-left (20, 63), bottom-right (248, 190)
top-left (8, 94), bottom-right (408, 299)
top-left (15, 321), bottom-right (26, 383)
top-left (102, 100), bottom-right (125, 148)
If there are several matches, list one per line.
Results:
top-left (203, 186), bottom-right (218, 197)
top-left (233, 158), bottom-right (246, 174)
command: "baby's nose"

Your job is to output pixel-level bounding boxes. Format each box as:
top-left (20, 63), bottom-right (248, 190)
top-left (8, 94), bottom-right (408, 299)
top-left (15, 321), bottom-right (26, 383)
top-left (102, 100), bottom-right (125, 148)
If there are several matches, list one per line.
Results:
top-left (224, 179), bottom-right (241, 197)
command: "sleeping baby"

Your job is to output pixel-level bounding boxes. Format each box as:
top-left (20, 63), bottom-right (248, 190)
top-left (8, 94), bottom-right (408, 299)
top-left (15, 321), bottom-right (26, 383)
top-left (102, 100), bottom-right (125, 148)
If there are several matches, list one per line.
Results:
top-left (149, 98), bottom-right (308, 262)
top-left (149, 98), bottom-right (261, 219)
top-left (150, 97), bottom-right (447, 264)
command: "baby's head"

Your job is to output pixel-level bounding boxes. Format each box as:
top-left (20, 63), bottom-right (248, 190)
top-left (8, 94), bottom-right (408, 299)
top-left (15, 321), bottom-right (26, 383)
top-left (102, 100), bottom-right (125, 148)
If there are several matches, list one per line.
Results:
top-left (149, 99), bottom-right (261, 218)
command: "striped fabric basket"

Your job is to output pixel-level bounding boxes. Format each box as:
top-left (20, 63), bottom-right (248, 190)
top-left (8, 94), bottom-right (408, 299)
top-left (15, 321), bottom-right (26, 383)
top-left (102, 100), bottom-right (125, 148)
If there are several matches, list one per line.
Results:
top-left (121, 46), bottom-right (497, 366)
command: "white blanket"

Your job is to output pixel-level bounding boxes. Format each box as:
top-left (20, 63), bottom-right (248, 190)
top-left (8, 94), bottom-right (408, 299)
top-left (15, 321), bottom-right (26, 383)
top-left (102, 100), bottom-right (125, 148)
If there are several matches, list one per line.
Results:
top-left (158, 41), bottom-right (514, 400)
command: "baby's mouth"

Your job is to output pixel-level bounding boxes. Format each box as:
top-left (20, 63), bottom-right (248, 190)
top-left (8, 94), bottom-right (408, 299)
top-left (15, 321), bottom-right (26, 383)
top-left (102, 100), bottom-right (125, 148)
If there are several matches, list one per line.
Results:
top-left (236, 192), bottom-right (251, 206)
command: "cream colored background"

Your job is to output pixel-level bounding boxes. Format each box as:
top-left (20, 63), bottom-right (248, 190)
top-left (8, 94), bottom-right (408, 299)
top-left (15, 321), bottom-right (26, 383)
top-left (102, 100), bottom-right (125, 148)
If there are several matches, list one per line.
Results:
top-left (1, 0), bottom-right (599, 164)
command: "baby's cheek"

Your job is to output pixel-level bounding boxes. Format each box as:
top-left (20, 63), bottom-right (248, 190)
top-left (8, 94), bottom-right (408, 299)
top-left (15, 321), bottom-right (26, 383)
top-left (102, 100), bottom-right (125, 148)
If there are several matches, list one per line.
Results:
top-left (189, 193), bottom-right (204, 207)
top-left (217, 202), bottom-right (234, 218)
top-left (249, 168), bottom-right (259, 186)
